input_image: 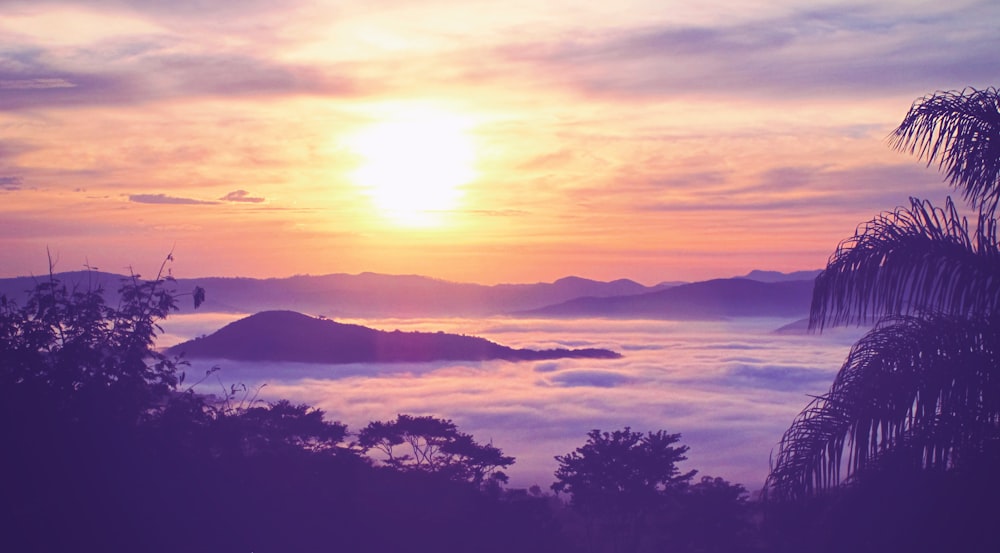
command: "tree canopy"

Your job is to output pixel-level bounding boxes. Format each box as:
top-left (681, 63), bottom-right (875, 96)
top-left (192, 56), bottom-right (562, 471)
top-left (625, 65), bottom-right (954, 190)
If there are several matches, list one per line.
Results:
top-left (358, 413), bottom-right (514, 486)
top-left (552, 428), bottom-right (754, 553)
top-left (552, 427), bottom-right (696, 511)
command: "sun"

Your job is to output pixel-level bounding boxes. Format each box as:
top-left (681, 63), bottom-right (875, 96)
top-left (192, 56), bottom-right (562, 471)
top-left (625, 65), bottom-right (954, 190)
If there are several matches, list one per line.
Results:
top-left (348, 108), bottom-right (477, 227)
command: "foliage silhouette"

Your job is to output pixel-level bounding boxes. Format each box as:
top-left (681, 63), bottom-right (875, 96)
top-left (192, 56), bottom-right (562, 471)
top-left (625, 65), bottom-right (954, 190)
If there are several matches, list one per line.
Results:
top-left (0, 259), bottom-right (201, 421)
top-left (552, 428), bottom-right (696, 511)
top-left (889, 86), bottom-right (1000, 215)
top-left (807, 197), bottom-right (1000, 331)
top-left (552, 428), bottom-right (755, 553)
top-left (359, 414), bottom-right (514, 487)
top-left (764, 87), bottom-right (1000, 551)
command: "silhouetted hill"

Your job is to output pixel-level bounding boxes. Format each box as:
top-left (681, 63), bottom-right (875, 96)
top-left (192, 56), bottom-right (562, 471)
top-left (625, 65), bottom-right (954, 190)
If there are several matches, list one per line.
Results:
top-left (515, 278), bottom-right (814, 319)
top-left (167, 310), bottom-right (621, 363)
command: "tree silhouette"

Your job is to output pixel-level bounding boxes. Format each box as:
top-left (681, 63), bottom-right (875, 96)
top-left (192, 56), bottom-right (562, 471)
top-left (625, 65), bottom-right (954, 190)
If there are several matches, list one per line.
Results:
top-left (552, 428), bottom-right (697, 553)
top-left (0, 260), bottom-right (203, 422)
top-left (358, 414), bottom-right (514, 487)
top-left (890, 87), bottom-right (1000, 215)
top-left (766, 87), bottom-right (1000, 505)
top-left (0, 261), bottom-right (215, 551)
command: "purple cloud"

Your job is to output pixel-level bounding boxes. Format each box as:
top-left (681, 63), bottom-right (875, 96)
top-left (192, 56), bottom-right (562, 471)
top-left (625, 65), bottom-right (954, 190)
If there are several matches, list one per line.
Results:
top-left (489, 4), bottom-right (999, 100)
top-left (0, 78), bottom-right (76, 90)
top-left (129, 193), bottom-right (217, 205)
top-left (220, 190), bottom-right (265, 203)
top-left (0, 45), bottom-right (359, 111)
top-left (0, 176), bottom-right (23, 191)
top-left (548, 369), bottom-right (630, 388)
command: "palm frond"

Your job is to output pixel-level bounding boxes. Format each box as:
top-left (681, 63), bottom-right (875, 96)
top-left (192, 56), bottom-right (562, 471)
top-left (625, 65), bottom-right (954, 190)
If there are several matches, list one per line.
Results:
top-left (889, 87), bottom-right (1000, 214)
top-left (765, 314), bottom-right (1000, 500)
top-left (810, 197), bottom-right (1000, 329)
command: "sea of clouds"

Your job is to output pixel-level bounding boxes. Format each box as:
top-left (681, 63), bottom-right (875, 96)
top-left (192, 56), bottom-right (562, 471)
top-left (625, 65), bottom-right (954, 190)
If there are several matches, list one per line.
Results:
top-left (160, 314), bottom-right (866, 494)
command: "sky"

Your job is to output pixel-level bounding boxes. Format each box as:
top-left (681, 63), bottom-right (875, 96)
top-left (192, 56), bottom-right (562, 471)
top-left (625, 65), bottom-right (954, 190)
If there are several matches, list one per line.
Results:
top-left (2, 0), bottom-right (999, 284)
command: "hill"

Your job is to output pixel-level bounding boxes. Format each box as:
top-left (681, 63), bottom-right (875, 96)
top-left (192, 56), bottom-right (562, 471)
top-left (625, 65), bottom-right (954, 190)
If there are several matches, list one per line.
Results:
top-left (515, 278), bottom-right (814, 319)
top-left (167, 310), bottom-right (621, 363)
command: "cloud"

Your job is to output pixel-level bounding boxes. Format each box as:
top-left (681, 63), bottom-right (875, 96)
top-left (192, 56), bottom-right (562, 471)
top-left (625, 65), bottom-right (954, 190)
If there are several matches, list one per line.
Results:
top-left (0, 140), bottom-right (37, 162)
top-left (725, 364), bottom-right (832, 391)
top-left (220, 190), bottom-right (265, 203)
top-left (0, 70), bottom-right (138, 112)
top-left (548, 369), bottom-right (630, 388)
top-left (0, 176), bottom-right (23, 191)
top-left (630, 163), bottom-right (948, 215)
top-left (128, 193), bottom-right (217, 205)
top-left (488, 3), bottom-right (1000, 100)
top-left (620, 344), bottom-right (666, 351)
top-left (0, 78), bottom-right (76, 90)
top-left (0, 43), bottom-right (359, 111)
top-left (1, 0), bottom-right (310, 33)
top-left (533, 362), bottom-right (560, 373)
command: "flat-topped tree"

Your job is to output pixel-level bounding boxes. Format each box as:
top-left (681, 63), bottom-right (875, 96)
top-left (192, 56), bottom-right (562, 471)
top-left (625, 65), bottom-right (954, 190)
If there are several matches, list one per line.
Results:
top-left (358, 414), bottom-right (514, 488)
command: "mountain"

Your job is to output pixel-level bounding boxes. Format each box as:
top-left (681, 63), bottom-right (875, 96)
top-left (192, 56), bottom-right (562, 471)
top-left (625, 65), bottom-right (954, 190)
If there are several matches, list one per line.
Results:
top-left (514, 278), bottom-right (814, 319)
top-left (167, 310), bottom-right (621, 363)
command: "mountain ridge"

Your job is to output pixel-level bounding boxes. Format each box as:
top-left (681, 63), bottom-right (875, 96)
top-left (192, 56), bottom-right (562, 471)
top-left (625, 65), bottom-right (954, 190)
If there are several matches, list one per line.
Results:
top-left (0, 269), bottom-right (818, 319)
top-left (515, 278), bottom-right (815, 319)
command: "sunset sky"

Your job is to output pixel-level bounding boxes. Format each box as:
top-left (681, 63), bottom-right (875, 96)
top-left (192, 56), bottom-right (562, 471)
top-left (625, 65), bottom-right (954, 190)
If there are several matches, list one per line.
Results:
top-left (2, 0), bottom-right (998, 284)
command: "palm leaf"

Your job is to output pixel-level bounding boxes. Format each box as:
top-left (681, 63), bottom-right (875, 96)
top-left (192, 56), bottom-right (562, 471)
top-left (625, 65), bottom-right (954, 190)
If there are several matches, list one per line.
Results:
top-left (765, 314), bottom-right (1000, 500)
top-left (889, 87), bottom-right (1000, 214)
top-left (810, 197), bottom-right (1000, 330)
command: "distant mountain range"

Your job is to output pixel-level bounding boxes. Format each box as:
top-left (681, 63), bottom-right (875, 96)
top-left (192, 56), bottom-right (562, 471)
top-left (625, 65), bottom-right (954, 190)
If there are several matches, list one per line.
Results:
top-left (514, 278), bottom-right (815, 319)
top-left (167, 310), bottom-right (620, 364)
top-left (0, 269), bottom-right (819, 320)
top-left (0, 271), bottom-right (664, 317)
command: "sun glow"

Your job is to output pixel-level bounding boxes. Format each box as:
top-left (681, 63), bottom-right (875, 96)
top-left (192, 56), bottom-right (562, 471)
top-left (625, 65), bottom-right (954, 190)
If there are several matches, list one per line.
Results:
top-left (349, 108), bottom-right (477, 227)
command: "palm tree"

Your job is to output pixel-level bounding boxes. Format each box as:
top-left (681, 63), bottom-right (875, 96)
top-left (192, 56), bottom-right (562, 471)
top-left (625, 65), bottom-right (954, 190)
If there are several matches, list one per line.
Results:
top-left (889, 87), bottom-right (1000, 216)
top-left (764, 87), bottom-right (1000, 500)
